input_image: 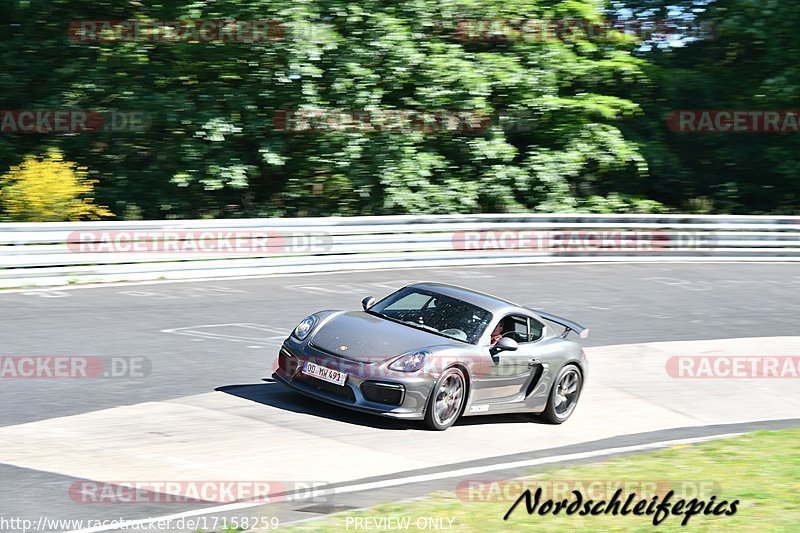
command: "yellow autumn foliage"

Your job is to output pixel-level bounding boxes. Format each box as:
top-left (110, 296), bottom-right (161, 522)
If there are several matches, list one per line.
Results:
top-left (0, 149), bottom-right (114, 222)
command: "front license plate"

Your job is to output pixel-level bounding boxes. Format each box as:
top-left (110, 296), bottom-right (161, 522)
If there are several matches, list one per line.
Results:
top-left (302, 361), bottom-right (347, 386)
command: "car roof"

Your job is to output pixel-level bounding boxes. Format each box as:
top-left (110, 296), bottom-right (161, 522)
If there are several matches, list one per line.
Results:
top-left (405, 282), bottom-right (523, 314)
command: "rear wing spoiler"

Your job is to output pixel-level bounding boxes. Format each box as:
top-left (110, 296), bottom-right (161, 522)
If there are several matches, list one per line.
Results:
top-left (530, 309), bottom-right (589, 339)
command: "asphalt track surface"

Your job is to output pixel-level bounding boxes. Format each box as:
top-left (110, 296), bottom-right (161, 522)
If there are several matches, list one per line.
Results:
top-left (0, 262), bottom-right (799, 531)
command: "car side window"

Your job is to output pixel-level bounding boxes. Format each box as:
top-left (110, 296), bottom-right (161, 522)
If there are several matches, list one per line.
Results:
top-left (529, 318), bottom-right (544, 342)
top-left (503, 315), bottom-right (530, 343)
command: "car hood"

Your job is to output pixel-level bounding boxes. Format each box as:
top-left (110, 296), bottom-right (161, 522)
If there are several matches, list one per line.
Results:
top-left (310, 311), bottom-right (452, 361)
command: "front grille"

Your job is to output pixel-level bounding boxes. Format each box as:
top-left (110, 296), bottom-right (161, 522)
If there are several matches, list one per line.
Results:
top-left (295, 372), bottom-right (356, 403)
top-left (361, 381), bottom-right (405, 406)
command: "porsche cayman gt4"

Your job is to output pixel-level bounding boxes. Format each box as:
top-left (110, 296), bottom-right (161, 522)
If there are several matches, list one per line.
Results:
top-left (272, 282), bottom-right (588, 430)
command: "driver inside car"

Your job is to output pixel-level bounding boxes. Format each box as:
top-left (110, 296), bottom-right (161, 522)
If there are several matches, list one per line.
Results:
top-left (490, 320), bottom-right (505, 345)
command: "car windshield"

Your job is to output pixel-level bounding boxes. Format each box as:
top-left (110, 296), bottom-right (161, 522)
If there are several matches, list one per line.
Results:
top-left (368, 288), bottom-right (493, 344)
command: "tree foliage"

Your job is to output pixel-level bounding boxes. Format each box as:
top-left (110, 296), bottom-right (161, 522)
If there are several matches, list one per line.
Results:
top-left (616, 0), bottom-right (800, 213)
top-left (0, 0), bottom-right (796, 218)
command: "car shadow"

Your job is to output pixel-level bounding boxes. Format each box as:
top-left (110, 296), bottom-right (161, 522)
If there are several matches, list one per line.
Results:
top-left (215, 381), bottom-right (417, 430)
top-left (455, 413), bottom-right (549, 426)
top-left (216, 381), bottom-right (549, 430)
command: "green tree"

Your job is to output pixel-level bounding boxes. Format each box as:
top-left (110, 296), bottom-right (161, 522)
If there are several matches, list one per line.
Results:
top-left (616, 0), bottom-right (800, 214)
top-left (0, 0), bottom-right (655, 218)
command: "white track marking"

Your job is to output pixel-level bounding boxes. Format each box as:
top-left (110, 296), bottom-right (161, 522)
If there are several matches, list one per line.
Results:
top-left (160, 323), bottom-right (286, 343)
top-left (0, 260), bottom-right (795, 295)
top-left (63, 432), bottom-right (743, 533)
top-left (116, 286), bottom-right (246, 299)
top-left (286, 280), bottom-right (418, 295)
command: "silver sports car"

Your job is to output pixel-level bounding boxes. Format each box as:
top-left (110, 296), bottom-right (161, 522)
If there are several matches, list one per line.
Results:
top-left (272, 282), bottom-right (588, 430)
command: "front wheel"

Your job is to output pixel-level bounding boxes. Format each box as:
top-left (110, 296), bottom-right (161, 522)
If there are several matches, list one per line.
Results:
top-left (424, 367), bottom-right (466, 431)
top-left (540, 364), bottom-right (583, 424)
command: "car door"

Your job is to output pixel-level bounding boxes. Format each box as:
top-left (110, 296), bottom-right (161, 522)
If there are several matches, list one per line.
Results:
top-left (470, 314), bottom-right (541, 404)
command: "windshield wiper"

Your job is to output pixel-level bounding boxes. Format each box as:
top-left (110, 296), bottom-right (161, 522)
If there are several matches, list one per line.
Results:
top-left (397, 319), bottom-right (471, 343)
top-left (399, 320), bottom-right (439, 334)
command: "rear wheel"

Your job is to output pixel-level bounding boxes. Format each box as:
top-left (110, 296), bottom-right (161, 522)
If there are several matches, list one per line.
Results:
top-left (424, 367), bottom-right (466, 431)
top-left (540, 364), bottom-right (582, 424)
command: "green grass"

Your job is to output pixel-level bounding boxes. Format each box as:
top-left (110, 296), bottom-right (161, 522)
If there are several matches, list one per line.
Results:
top-left (283, 429), bottom-right (800, 532)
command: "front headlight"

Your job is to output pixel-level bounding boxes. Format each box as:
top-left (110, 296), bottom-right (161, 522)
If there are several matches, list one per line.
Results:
top-left (293, 315), bottom-right (318, 341)
top-left (388, 350), bottom-right (430, 372)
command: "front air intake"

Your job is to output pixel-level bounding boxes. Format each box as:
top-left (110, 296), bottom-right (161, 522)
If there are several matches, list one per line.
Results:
top-left (361, 381), bottom-right (405, 406)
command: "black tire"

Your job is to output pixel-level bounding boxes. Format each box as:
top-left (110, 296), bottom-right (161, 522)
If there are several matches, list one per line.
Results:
top-left (540, 364), bottom-right (583, 424)
top-left (424, 367), bottom-right (466, 431)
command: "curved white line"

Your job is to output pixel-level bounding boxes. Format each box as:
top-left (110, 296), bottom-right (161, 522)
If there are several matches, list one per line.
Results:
top-left (64, 431), bottom-right (743, 533)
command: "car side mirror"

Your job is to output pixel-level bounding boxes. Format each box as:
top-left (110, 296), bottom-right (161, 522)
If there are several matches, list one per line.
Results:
top-left (491, 337), bottom-right (519, 356)
top-left (362, 296), bottom-right (376, 310)
top-left (496, 337), bottom-right (519, 351)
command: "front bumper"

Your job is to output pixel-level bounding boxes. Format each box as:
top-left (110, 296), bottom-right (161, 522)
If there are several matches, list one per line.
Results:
top-left (272, 344), bottom-right (434, 420)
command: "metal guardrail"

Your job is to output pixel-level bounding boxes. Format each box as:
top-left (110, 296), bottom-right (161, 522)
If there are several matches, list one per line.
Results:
top-left (0, 214), bottom-right (798, 288)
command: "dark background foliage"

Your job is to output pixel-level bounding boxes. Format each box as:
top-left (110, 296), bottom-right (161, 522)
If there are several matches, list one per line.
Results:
top-left (1, 0), bottom-right (796, 219)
